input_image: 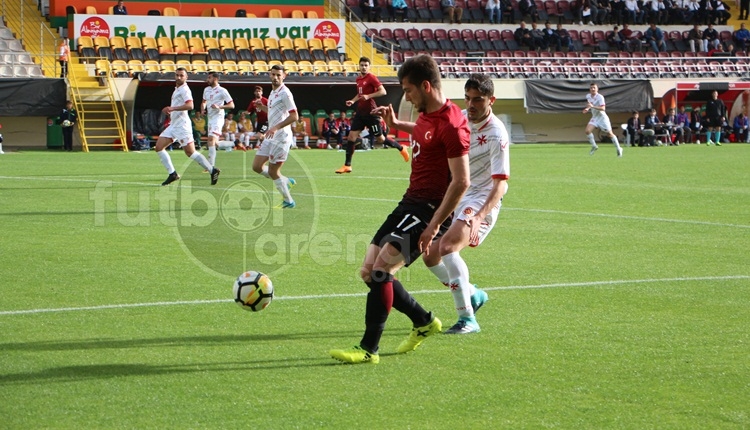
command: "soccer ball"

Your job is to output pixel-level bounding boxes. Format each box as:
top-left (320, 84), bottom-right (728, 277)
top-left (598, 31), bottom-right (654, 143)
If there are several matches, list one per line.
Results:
top-left (62, 120), bottom-right (72, 127)
top-left (232, 271), bottom-right (273, 312)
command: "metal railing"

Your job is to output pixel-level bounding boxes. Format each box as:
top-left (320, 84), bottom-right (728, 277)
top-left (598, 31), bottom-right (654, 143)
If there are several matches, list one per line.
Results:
top-left (1, 0), bottom-right (60, 74)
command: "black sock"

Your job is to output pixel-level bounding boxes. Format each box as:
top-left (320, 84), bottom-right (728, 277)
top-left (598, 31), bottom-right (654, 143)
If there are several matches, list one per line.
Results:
top-left (360, 278), bottom-right (391, 354)
top-left (344, 140), bottom-right (355, 166)
top-left (383, 137), bottom-right (401, 149)
top-left (391, 278), bottom-right (432, 327)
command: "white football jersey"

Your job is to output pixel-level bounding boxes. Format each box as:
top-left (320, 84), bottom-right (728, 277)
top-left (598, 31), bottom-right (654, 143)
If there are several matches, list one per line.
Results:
top-left (202, 85), bottom-right (233, 121)
top-left (586, 92), bottom-right (607, 121)
top-left (464, 113), bottom-right (510, 200)
top-left (267, 84), bottom-right (297, 144)
top-left (170, 83), bottom-right (192, 131)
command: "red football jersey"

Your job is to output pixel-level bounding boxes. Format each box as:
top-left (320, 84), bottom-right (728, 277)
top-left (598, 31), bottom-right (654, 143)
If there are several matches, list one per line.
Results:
top-left (405, 101), bottom-right (470, 203)
top-left (355, 73), bottom-right (382, 116)
top-left (249, 97), bottom-right (268, 124)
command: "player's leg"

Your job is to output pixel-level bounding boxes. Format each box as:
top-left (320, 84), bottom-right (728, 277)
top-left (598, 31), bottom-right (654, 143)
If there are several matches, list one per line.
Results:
top-left (154, 134), bottom-right (180, 185)
top-left (435, 218), bottom-right (480, 333)
top-left (182, 139), bottom-right (220, 184)
top-left (585, 123), bottom-right (598, 154)
top-left (336, 115), bottom-right (364, 173)
top-left (373, 123), bottom-right (409, 162)
top-left (267, 161), bottom-right (295, 207)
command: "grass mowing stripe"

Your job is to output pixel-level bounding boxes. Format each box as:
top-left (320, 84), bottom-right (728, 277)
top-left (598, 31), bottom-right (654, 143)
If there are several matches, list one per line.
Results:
top-left (2, 274), bottom-right (746, 317)
top-left (2, 176), bottom-right (748, 229)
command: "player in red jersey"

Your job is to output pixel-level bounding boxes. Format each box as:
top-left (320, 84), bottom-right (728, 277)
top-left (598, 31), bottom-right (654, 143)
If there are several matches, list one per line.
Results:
top-left (247, 86), bottom-right (268, 149)
top-left (335, 57), bottom-right (410, 174)
top-left (330, 54), bottom-right (471, 364)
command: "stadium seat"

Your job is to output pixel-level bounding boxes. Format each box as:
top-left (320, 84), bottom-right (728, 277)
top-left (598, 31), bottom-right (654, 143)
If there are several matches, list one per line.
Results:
top-left (201, 8), bottom-right (219, 17)
top-left (192, 59), bottom-right (209, 74)
top-left (269, 9), bottom-right (282, 18)
top-left (343, 60), bottom-right (358, 76)
top-left (291, 10), bottom-right (305, 18)
top-left (223, 60), bottom-right (240, 75)
top-left (207, 60), bottom-right (223, 72)
top-left (110, 59), bottom-right (130, 77)
top-left (157, 36), bottom-right (175, 55)
top-left (176, 59), bottom-right (192, 72)
top-left (189, 37), bottom-right (208, 56)
top-left (328, 60), bottom-right (346, 76)
top-left (283, 60), bottom-right (300, 76)
top-left (160, 60), bottom-right (176, 72)
top-left (307, 11), bottom-right (319, 18)
top-left (95, 59), bottom-right (110, 76)
top-left (238, 60), bottom-right (254, 75)
top-left (143, 60), bottom-right (160, 73)
top-left (141, 37), bottom-right (160, 60)
top-left (85, 6), bottom-right (97, 14)
top-left (254, 60), bottom-right (270, 75)
top-left (164, 7), bottom-right (179, 16)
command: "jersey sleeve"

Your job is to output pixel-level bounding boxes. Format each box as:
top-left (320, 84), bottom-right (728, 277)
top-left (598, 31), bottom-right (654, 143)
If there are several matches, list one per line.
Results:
top-left (221, 88), bottom-right (233, 105)
top-left (489, 121), bottom-right (510, 180)
top-left (284, 89), bottom-right (297, 113)
top-left (443, 116), bottom-right (471, 158)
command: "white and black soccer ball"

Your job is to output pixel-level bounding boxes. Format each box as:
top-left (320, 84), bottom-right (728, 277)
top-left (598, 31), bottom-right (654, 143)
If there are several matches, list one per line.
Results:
top-left (62, 120), bottom-right (72, 127)
top-left (233, 271), bottom-right (273, 312)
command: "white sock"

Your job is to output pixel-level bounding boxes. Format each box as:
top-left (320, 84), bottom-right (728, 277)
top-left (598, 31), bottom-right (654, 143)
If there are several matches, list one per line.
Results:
top-left (443, 252), bottom-right (474, 319)
top-left (260, 166), bottom-right (271, 178)
top-left (0, 142), bottom-right (4, 153)
top-left (190, 152), bottom-right (213, 171)
top-left (157, 150), bottom-right (175, 173)
top-left (612, 135), bottom-right (621, 150)
top-left (274, 177), bottom-right (293, 203)
top-left (208, 146), bottom-right (217, 166)
top-left (587, 133), bottom-right (597, 147)
top-left (427, 261), bottom-right (450, 285)
top-left (303, 135), bottom-right (309, 146)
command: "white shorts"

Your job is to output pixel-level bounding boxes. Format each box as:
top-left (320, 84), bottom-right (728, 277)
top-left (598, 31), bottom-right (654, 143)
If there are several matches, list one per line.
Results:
top-left (207, 117), bottom-right (223, 137)
top-left (588, 115), bottom-right (613, 133)
top-left (256, 138), bottom-right (291, 164)
top-left (454, 196), bottom-right (502, 247)
top-left (160, 123), bottom-right (193, 147)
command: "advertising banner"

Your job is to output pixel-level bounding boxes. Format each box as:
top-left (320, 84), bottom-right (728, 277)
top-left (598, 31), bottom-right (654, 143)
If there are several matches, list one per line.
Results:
top-left (72, 15), bottom-right (346, 48)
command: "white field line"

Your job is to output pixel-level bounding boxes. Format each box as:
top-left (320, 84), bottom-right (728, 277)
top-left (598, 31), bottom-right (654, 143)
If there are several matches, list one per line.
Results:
top-left (1, 175), bottom-right (748, 229)
top-left (1, 275), bottom-right (747, 317)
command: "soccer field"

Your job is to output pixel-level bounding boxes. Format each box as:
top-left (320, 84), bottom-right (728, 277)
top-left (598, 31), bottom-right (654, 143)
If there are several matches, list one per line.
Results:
top-left (1, 145), bottom-right (748, 428)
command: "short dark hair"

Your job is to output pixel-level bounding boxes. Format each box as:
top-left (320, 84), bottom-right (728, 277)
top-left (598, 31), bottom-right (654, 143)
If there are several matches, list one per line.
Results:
top-left (175, 67), bottom-right (188, 73)
top-left (397, 54), bottom-right (441, 90)
top-left (271, 64), bottom-right (285, 72)
top-left (464, 73), bottom-right (494, 97)
top-left (254, 86), bottom-right (263, 91)
top-left (208, 71), bottom-right (220, 79)
top-left (359, 56), bottom-right (370, 64)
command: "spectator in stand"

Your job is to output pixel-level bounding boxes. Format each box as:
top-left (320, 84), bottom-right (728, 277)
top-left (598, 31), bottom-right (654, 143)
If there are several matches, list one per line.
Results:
top-left (740, 0), bottom-right (749, 20)
top-left (519, 0), bottom-right (540, 22)
top-left (389, 0), bottom-right (409, 22)
top-left (322, 111), bottom-right (341, 149)
top-left (626, 111), bottom-right (644, 146)
top-left (733, 111), bottom-right (750, 142)
top-left (676, 105), bottom-right (692, 143)
top-left (710, 0), bottom-right (730, 25)
top-left (441, 0), bottom-right (464, 23)
top-left (610, 0), bottom-right (626, 25)
top-left (486, 0), bottom-right (502, 24)
top-left (703, 23), bottom-right (721, 52)
top-left (619, 23), bottom-right (637, 51)
top-left (577, 0), bottom-right (594, 25)
top-left (361, 0), bottom-right (381, 22)
top-left (647, 0), bottom-right (668, 24)
top-left (691, 106), bottom-right (704, 143)
top-left (683, 0), bottom-right (700, 23)
top-left (734, 23), bottom-right (750, 52)
top-left (663, 107), bottom-right (684, 145)
top-left (500, 0), bottom-right (515, 23)
top-left (707, 42), bottom-right (728, 56)
top-left (514, 21), bottom-right (537, 50)
top-left (555, 23), bottom-right (574, 51)
top-left (624, 0), bottom-right (644, 24)
top-left (113, 0), bottom-right (127, 15)
top-left (589, 0), bottom-right (608, 24)
top-left (644, 22), bottom-right (667, 52)
top-left (608, 25), bottom-right (626, 50)
top-left (530, 22), bottom-right (547, 51)
top-left (543, 22), bottom-right (562, 51)
top-left (58, 37), bottom-right (70, 78)
top-left (687, 24), bottom-right (703, 52)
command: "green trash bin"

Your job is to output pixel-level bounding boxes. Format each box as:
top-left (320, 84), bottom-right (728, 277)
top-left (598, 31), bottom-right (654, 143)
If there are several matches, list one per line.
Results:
top-left (47, 116), bottom-right (63, 149)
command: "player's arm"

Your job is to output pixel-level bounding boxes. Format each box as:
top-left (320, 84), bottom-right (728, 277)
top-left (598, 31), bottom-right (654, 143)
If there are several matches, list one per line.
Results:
top-left (419, 154), bottom-right (470, 255)
top-left (164, 100), bottom-right (193, 114)
top-left (372, 104), bottom-right (416, 134)
top-left (221, 100), bottom-right (235, 110)
top-left (267, 110), bottom-right (299, 135)
top-left (255, 99), bottom-right (268, 113)
top-left (201, 99), bottom-right (207, 114)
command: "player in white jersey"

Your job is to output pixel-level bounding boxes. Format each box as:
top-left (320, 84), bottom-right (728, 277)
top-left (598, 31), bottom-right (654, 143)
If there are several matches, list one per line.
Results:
top-left (251, 65), bottom-right (298, 208)
top-left (155, 68), bottom-right (220, 186)
top-left (584, 82), bottom-right (623, 157)
top-left (423, 73), bottom-right (509, 334)
top-left (201, 72), bottom-right (234, 168)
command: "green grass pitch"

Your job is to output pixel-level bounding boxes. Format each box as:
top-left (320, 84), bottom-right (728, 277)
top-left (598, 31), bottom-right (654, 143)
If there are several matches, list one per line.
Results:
top-left (0, 144), bottom-right (748, 428)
